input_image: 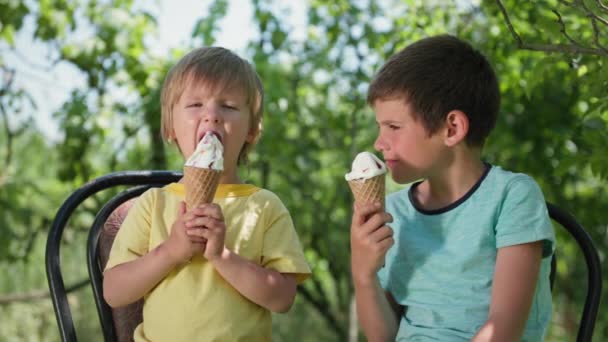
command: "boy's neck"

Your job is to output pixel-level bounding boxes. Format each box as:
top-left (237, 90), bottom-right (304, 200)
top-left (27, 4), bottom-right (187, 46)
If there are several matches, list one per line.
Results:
top-left (219, 167), bottom-right (242, 184)
top-left (413, 148), bottom-right (486, 211)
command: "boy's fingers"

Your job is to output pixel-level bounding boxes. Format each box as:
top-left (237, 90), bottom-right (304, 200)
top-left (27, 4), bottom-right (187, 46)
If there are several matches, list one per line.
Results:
top-left (189, 235), bottom-right (207, 243)
top-left (177, 201), bottom-right (187, 216)
top-left (361, 212), bottom-right (392, 234)
top-left (186, 217), bottom-right (222, 229)
top-left (181, 210), bottom-right (197, 223)
top-left (369, 225), bottom-right (393, 243)
top-left (378, 236), bottom-right (395, 252)
top-left (207, 204), bottom-right (223, 220)
top-left (352, 202), bottom-right (382, 225)
top-left (186, 229), bottom-right (206, 239)
top-left (187, 226), bottom-right (221, 238)
top-left (191, 204), bottom-right (224, 220)
top-left (197, 228), bottom-right (213, 239)
top-left (192, 241), bottom-right (206, 251)
top-left (186, 227), bottom-right (207, 237)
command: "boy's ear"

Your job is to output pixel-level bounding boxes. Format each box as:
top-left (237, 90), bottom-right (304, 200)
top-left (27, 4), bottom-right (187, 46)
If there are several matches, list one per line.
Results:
top-left (443, 110), bottom-right (469, 147)
top-left (168, 130), bottom-right (178, 144)
top-left (246, 132), bottom-right (256, 143)
top-left (246, 123), bottom-right (261, 143)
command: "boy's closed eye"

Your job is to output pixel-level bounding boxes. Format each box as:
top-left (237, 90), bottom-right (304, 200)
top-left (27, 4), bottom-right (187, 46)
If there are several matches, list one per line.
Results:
top-left (187, 102), bottom-right (203, 108)
top-left (376, 121), bottom-right (401, 131)
top-left (380, 123), bottom-right (400, 131)
top-left (222, 103), bottom-right (238, 110)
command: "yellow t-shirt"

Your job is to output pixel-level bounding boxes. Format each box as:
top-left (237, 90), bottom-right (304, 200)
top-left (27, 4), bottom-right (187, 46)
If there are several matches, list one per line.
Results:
top-left (105, 183), bottom-right (311, 342)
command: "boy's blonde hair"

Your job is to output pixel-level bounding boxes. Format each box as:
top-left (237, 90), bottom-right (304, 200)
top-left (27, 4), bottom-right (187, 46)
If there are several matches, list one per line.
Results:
top-left (161, 47), bottom-right (264, 164)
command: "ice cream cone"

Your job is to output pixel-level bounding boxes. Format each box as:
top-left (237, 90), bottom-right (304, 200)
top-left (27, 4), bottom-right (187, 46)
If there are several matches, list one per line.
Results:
top-left (183, 165), bottom-right (222, 209)
top-left (347, 173), bottom-right (386, 209)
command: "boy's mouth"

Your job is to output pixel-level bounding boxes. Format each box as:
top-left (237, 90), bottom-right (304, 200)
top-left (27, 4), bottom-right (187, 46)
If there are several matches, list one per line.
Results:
top-left (385, 159), bottom-right (397, 168)
top-left (197, 130), bottom-right (223, 144)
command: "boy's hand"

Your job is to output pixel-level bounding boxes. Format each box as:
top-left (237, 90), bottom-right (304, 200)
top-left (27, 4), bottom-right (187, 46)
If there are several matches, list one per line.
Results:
top-left (165, 201), bottom-right (205, 264)
top-left (350, 202), bottom-right (394, 284)
top-left (185, 203), bottom-right (226, 261)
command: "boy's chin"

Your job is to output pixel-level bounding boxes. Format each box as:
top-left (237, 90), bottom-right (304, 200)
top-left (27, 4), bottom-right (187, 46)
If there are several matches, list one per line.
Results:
top-left (391, 172), bottom-right (418, 185)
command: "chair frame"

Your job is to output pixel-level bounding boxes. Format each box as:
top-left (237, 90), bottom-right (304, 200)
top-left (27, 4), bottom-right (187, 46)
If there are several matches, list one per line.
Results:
top-left (46, 171), bottom-right (602, 341)
top-left (547, 203), bottom-right (602, 342)
top-left (45, 171), bottom-right (181, 342)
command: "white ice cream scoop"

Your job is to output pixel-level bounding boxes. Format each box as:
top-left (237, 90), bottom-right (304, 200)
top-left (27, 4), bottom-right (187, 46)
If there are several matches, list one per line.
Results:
top-left (345, 152), bottom-right (386, 181)
top-left (185, 132), bottom-right (224, 170)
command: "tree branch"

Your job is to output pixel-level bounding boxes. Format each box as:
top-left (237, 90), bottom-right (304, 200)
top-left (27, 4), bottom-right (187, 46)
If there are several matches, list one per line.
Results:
top-left (591, 16), bottom-right (608, 52)
top-left (495, 0), bottom-right (523, 45)
top-left (0, 69), bottom-right (15, 187)
top-left (0, 103), bottom-right (12, 188)
top-left (0, 278), bottom-right (89, 305)
top-left (298, 285), bottom-right (345, 338)
top-left (577, 0), bottom-right (608, 25)
top-left (576, 0), bottom-right (608, 52)
top-left (495, 0), bottom-right (608, 56)
top-left (553, 9), bottom-right (583, 47)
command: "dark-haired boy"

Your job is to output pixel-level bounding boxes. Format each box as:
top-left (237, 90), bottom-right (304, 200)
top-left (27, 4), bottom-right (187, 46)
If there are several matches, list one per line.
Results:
top-left (350, 35), bottom-right (555, 341)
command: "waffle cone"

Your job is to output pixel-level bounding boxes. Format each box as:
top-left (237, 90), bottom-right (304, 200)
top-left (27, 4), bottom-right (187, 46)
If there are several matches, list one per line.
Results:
top-left (347, 173), bottom-right (386, 209)
top-left (183, 166), bottom-right (222, 209)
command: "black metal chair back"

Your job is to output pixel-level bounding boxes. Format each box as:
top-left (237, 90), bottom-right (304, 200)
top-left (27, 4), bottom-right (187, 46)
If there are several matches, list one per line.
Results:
top-left (45, 171), bottom-right (181, 341)
top-left (547, 203), bottom-right (602, 342)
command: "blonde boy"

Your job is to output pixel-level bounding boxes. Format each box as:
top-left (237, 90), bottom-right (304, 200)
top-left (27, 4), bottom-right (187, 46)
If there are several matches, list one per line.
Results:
top-left (103, 47), bottom-right (311, 341)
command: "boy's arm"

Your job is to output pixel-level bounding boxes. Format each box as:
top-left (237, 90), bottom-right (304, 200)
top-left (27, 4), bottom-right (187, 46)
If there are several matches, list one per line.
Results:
top-left (187, 203), bottom-right (298, 313)
top-left (472, 241), bottom-right (543, 342)
top-left (211, 249), bottom-right (298, 313)
top-left (103, 202), bottom-right (204, 307)
top-left (351, 202), bottom-right (399, 341)
top-left (103, 242), bottom-right (181, 307)
top-left (353, 278), bottom-right (403, 342)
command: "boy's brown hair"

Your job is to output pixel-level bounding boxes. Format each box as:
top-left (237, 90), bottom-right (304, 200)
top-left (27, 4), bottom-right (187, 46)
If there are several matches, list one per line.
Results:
top-left (161, 47), bottom-right (264, 164)
top-left (368, 34), bottom-right (500, 147)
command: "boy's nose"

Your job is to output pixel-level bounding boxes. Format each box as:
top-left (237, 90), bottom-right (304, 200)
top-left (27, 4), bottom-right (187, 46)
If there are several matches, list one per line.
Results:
top-left (202, 106), bottom-right (222, 124)
top-left (374, 135), bottom-right (386, 152)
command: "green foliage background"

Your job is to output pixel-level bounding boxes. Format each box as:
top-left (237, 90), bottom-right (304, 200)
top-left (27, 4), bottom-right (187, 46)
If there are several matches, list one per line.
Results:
top-left (1, 0), bottom-right (606, 341)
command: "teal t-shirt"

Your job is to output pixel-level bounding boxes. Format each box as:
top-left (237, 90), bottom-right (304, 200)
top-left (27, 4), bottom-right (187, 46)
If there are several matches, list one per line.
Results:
top-left (378, 165), bottom-right (555, 341)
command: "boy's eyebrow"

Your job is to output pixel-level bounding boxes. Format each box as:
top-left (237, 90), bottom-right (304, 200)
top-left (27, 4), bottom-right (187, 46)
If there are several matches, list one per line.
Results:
top-left (219, 96), bottom-right (242, 102)
top-left (377, 119), bottom-right (402, 125)
top-left (179, 91), bottom-right (244, 102)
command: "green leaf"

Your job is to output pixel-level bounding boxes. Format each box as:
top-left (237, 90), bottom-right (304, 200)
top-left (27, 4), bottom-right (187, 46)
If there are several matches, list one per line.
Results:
top-left (582, 117), bottom-right (606, 130)
top-left (1, 24), bottom-right (15, 45)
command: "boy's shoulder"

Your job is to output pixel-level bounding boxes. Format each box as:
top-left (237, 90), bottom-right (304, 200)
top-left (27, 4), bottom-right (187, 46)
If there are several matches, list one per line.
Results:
top-left (385, 164), bottom-right (545, 213)
top-left (232, 187), bottom-right (293, 222)
top-left (484, 164), bottom-right (542, 193)
top-left (129, 184), bottom-right (168, 205)
top-left (246, 187), bottom-right (286, 207)
top-left (477, 164), bottom-right (546, 209)
top-left (486, 164), bottom-right (536, 183)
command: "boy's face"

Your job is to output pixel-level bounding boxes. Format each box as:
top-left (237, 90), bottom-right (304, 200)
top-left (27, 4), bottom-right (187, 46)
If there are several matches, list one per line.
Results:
top-left (373, 98), bottom-right (448, 184)
top-left (172, 80), bottom-right (255, 177)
